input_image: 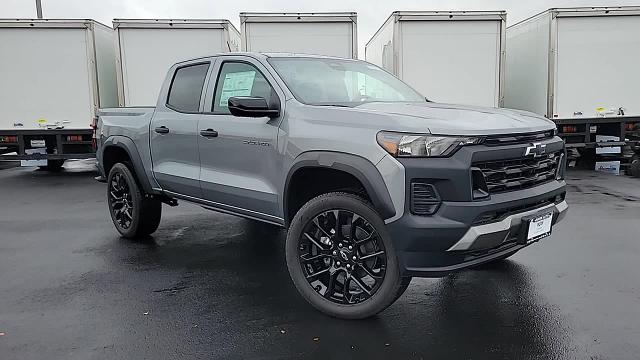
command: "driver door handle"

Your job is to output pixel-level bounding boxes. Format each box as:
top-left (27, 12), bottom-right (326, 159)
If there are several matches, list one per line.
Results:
top-left (154, 126), bottom-right (169, 134)
top-left (200, 129), bottom-right (218, 138)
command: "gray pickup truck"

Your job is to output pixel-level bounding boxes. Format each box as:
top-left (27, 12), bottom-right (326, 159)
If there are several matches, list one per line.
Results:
top-left (97, 53), bottom-right (568, 319)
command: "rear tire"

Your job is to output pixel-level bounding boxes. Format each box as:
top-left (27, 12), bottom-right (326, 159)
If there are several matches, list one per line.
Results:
top-left (285, 192), bottom-right (404, 319)
top-left (39, 159), bottom-right (64, 171)
top-left (107, 163), bottom-right (161, 238)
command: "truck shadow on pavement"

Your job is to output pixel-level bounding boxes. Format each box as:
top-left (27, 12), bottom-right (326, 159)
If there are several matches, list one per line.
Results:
top-left (98, 213), bottom-right (573, 359)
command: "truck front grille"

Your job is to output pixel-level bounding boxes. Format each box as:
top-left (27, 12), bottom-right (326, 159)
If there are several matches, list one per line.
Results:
top-left (473, 151), bottom-right (562, 194)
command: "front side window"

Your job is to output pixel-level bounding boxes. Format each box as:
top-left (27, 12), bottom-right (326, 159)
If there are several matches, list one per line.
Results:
top-left (212, 62), bottom-right (275, 114)
top-left (166, 63), bottom-right (210, 112)
top-left (268, 57), bottom-right (426, 106)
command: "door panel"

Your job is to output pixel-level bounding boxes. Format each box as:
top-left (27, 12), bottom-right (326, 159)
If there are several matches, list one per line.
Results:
top-left (150, 111), bottom-right (201, 196)
top-left (198, 116), bottom-right (280, 216)
top-left (150, 62), bottom-right (210, 197)
top-left (198, 61), bottom-right (281, 218)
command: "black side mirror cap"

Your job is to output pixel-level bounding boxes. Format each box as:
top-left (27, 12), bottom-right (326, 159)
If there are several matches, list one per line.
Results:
top-left (228, 96), bottom-right (280, 118)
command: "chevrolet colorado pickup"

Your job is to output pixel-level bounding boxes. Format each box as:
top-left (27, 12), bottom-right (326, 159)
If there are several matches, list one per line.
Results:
top-left (97, 53), bottom-right (568, 319)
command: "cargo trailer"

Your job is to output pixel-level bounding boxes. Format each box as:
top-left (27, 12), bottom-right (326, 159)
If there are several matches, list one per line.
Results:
top-left (504, 7), bottom-right (640, 174)
top-left (366, 11), bottom-right (506, 107)
top-left (114, 19), bottom-right (240, 106)
top-left (240, 12), bottom-right (358, 58)
top-left (0, 19), bottom-right (117, 170)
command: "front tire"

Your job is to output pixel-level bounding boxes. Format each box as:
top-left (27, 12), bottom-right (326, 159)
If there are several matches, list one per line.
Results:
top-left (286, 192), bottom-right (404, 319)
top-left (107, 163), bottom-right (161, 238)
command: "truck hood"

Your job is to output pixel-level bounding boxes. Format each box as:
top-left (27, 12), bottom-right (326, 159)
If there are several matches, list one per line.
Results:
top-left (352, 102), bottom-right (556, 135)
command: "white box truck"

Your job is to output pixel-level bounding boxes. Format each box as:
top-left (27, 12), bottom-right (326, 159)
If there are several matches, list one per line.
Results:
top-left (113, 19), bottom-right (240, 106)
top-left (504, 7), bottom-right (640, 175)
top-left (0, 19), bottom-right (117, 170)
top-left (240, 12), bottom-right (358, 58)
top-left (366, 11), bottom-right (506, 107)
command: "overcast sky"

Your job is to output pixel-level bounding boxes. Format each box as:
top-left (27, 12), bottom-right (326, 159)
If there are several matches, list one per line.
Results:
top-left (1, 0), bottom-right (634, 57)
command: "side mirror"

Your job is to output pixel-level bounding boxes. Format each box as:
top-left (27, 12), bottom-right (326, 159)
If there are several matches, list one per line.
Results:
top-left (228, 96), bottom-right (280, 118)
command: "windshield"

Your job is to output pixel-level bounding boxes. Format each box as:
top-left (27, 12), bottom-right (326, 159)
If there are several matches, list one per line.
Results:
top-left (268, 57), bottom-right (426, 106)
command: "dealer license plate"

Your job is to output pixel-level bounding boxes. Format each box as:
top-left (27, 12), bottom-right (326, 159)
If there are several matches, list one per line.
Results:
top-left (526, 211), bottom-right (553, 243)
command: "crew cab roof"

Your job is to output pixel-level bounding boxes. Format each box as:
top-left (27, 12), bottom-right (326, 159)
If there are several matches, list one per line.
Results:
top-left (173, 52), bottom-right (357, 66)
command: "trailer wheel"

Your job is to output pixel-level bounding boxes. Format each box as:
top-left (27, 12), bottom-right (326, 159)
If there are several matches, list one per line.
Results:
top-left (629, 156), bottom-right (640, 178)
top-left (39, 159), bottom-right (65, 171)
top-left (107, 162), bottom-right (162, 238)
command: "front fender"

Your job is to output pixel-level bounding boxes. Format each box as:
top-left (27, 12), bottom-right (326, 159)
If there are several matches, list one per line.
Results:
top-left (284, 151), bottom-right (396, 223)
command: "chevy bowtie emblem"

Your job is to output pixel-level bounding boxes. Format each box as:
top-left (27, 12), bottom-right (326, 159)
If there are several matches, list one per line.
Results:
top-left (524, 143), bottom-right (546, 157)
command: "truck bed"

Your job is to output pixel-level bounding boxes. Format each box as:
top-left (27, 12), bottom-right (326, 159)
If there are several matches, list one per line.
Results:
top-left (98, 107), bottom-right (155, 140)
top-left (96, 106), bottom-right (155, 178)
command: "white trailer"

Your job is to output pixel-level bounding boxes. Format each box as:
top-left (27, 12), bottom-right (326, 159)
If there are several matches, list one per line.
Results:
top-left (0, 19), bottom-right (117, 169)
top-left (504, 7), bottom-right (640, 172)
top-left (366, 11), bottom-right (506, 107)
top-left (113, 19), bottom-right (240, 107)
top-left (240, 12), bottom-right (358, 59)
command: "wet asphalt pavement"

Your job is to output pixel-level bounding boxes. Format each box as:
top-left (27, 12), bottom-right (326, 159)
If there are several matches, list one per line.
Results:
top-left (1, 160), bottom-right (639, 360)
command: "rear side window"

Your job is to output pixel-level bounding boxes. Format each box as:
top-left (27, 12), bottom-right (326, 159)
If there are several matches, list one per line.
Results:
top-left (167, 63), bottom-right (210, 112)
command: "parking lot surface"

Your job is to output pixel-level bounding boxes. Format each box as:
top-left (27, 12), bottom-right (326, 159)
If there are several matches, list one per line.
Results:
top-left (1, 161), bottom-right (639, 360)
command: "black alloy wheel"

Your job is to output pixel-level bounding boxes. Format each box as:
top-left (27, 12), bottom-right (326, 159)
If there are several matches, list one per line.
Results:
top-left (299, 209), bottom-right (387, 304)
top-left (109, 171), bottom-right (134, 230)
top-left (286, 192), bottom-right (406, 319)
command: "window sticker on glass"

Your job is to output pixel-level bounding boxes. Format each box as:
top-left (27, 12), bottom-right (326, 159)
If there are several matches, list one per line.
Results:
top-left (219, 71), bottom-right (256, 106)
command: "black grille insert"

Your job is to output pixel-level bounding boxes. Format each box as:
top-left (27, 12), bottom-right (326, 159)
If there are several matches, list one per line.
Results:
top-left (473, 151), bottom-right (562, 194)
top-left (484, 131), bottom-right (554, 146)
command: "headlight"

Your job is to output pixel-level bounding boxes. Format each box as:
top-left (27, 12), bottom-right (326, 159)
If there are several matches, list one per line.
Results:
top-left (377, 131), bottom-right (481, 157)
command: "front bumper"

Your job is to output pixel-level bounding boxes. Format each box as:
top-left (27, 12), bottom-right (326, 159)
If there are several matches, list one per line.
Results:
top-left (385, 137), bottom-right (568, 277)
top-left (387, 180), bottom-right (567, 277)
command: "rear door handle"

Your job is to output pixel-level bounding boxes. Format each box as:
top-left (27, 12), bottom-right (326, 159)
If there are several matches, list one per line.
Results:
top-left (154, 126), bottom-right (169, 134)
top-left (200, 129), bottom-right (218, 138)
